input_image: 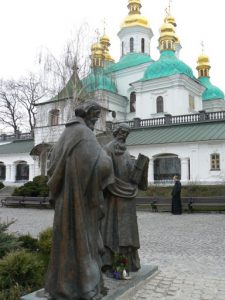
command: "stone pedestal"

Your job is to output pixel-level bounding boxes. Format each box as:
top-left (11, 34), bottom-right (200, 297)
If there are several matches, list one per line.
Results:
top-left (21, 265), bottom-right (158, 300)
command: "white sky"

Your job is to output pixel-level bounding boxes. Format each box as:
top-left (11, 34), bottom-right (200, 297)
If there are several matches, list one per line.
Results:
top-left (0, 0), bottom-right (225, 91)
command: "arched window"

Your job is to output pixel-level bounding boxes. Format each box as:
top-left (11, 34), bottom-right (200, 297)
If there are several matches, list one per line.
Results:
top-left (49, 109), bottom-right (60, 126)
top-left (130, 37), bottom-right (134, 52)
top-left (156, 96), bottom-right (164, 113)
top-left (122, 41), bottom-right (124, 56)
top-left (200, 70), bottom-right (204, 77)
top-left (141, 38), bottom-right (145, 53)
top-left (130, 92), bottom-right (136, 112)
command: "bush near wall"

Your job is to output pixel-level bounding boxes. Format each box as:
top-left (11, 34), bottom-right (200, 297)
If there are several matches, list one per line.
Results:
top-left (138, 184), bottom-right (225, 198)
top-left (0, 221), bottom-right (53, 300)
top-left (13, 175), bottom-right (49, 197)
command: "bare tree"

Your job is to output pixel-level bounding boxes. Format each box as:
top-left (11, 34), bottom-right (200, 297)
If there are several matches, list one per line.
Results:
top-left (38, 23), bottom-right (93, 111)
top-left (0, 74), bottom-right (47, 134)
top-left (0, 79), bottom-right (23, 134)
top-left (14, 73), bottom-right (47, 131)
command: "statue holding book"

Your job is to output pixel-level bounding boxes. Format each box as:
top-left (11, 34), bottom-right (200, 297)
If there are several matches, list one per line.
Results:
top-left (100, 123), bottom-right (149, 275)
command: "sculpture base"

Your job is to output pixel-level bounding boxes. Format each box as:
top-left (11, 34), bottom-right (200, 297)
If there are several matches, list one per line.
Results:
top-left (21, 265), bottom-right (158, 300)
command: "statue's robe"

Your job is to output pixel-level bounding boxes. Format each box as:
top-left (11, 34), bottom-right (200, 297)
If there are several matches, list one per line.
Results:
top-left (45, 117), bottom-right (114, 300)
top-left (100, 141), bottom-right (141, 272)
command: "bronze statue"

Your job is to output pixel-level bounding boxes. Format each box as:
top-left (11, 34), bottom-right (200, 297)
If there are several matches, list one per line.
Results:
top-left (100, 123), bottom-right (149, 275)
top-left (45, 101), bottom-right (114, 300)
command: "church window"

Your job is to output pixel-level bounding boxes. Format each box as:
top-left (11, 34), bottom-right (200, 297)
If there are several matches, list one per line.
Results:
top-left (156, 96), bottom-right (164, 113)
top-left (49, 109), bottom-right (60, 126)
top-left (210, 153), bottom-right (220, 170)
top-left (130, 37), bottom-right (134, 52)
top-left (141, 38), bottom-right (145, 53)
top-left (0, 162), bottom-right (5, 180)
top-left (122, 41), bottom-right (124, 56)
top-left (130, 92), bottom-right (136, 112)
top-left (168, 41), bottom-right (172, 49)
top-left (189, 95), bottom-right (195, 110)
top-left (200, 70), bottom-right (204, 77)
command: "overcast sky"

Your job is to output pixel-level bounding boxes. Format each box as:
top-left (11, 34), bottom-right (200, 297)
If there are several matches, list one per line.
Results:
top-left (0, 0), bottom-right (225, 92)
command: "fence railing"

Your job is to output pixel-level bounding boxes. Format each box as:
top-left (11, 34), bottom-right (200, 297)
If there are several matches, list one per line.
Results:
top-left (0, 132), bottom-right (33, 142)
top-left (107, 110), bottom-right (225, 131)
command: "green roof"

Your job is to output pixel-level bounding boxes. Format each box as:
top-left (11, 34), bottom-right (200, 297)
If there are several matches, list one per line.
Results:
top-left (106, 53), bottom-right (153, 73)
top-left (199, 77), bottom-right (224, 101)
top-left (82, 68), bottom-right (117, 93)
top-left (143, 50), bottom-right (195, 81)
top-left (126, 121), bottom-right (225, 145)
top-left (0, 140), bottom-right (34, 154)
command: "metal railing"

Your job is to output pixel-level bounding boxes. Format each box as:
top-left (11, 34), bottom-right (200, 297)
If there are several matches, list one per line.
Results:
top-left (107, 110), bottom-right (225, 131)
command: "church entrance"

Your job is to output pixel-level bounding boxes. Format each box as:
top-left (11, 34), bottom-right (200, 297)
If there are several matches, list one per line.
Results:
top-left (16, 161), bottom-right (29, 181)
top-left (154, 154), bottom-right (181, 183)
top-left (0, 162), bottom-right (5, 180)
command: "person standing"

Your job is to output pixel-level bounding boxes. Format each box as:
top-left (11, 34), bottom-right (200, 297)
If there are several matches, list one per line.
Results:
top-left (45, 101), bottom-right (114, 300)
top-left (100, 123), bottom-right (149, 274)
top-left (171, 175), bottom-right (182, 215)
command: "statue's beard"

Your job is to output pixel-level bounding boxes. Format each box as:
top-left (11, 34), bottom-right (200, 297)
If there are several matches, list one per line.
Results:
top-left (114, 141), bottom-right (126, 155)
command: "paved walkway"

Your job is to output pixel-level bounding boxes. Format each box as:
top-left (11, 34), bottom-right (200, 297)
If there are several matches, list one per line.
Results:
top-left (0, 208), bottom-right (225, 300)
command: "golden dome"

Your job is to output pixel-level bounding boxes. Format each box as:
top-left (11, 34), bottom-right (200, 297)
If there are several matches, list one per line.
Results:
top-left (121, 0), bottom-right (149, 29)
top-left (197, 54), bottom-right (210, 67)
top-left (121, 14), bottom-right (149, 28)
top-left (164, 15), bottom-right (177, 27)
top-left (91, 42), bottom-right (104, 54)
top-left (159, 22), bottom-right (176, 39)
top-left (100, 34), bottom-right (110, 45)
top-left (196, 53), bottom-right (211, 78)
top-left (90, 42), bottom-right (104, 68)
top-left (158, 19), bottom-right (177, 52)
top-left (100, 35), bottom-right (115, 63)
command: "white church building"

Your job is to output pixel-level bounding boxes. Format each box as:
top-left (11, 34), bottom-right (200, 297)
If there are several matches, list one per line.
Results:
top-left (0, 0), bottom-right (225, 185)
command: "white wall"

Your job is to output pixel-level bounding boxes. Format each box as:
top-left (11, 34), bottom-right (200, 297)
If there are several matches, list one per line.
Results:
top-left (127, 140), bottom-right (225, 184)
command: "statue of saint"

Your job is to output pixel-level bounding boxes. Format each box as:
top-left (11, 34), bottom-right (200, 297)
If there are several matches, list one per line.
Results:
top-left (100, 123), bottom-right (149, 275)
top-left (45, 101), bottom-right (114, 300)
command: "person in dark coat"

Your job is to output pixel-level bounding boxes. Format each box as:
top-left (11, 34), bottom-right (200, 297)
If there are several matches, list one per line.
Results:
top-left (171, 175), bottom-right (182, 215)
top-left (44, 101), bottom-right (114, 300)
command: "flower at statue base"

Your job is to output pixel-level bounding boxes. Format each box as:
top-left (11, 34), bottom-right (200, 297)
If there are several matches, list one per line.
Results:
top-left (112, 253), bottom-right (129, 280)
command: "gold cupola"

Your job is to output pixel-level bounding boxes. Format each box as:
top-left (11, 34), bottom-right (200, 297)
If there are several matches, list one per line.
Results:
top-left (100, 34), bottom-right (115, 63)
top-left (90, 42), bottom-right (104, 68)
top-left (121, 0), bottom-right (149, 29)
top-left (196, 53), bottom-right (211, 78)
top-left (158, 20), bottom-right (177, 52)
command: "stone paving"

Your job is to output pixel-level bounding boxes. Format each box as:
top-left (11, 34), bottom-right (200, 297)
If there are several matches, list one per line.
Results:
top-left (0, 208), bottom-right (225, 300)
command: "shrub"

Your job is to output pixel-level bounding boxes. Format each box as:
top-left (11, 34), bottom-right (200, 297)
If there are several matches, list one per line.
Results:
top-left (0, 283), bottom-right (33, 300)
top-left (141, 184), bottom-right (225, 198)
top-left (13, 175), bottom-right (49, 197)
top-left (0, 249), bottom-right (44, 290)
top-left (0, 221), bottom-right (21, 259)
top-left (38, 227), bottom-right (53, 269)
top-left (18, 234), bottom-right (39, 252)
top-left (0, 182), bottom-right (4, 190)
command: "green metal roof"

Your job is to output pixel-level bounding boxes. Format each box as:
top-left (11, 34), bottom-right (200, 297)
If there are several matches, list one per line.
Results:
top-left (143, 50), bottom-right (195, 81)
top-left (0, 140), bottom-right (34, 154)
top-left (82, 68), bottom-right (117, 93)
top-left (106, 52), bottom-right (153, 73)
top-left (199, 77), bottom-right (224, 101)
top-left (126, 121), bottom-right (225, 145)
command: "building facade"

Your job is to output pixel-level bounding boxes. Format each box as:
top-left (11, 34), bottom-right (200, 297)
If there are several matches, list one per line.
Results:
top-left (0, 0), bottom-right (225, 185)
